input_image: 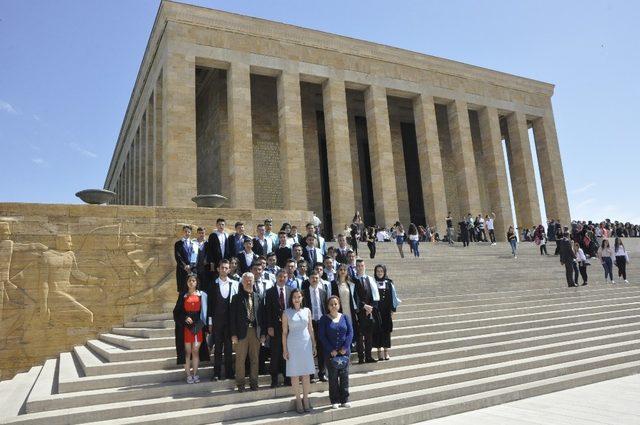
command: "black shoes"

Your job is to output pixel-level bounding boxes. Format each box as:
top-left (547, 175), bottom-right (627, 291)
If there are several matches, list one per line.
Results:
top-left (365, 358), bottom-right (378, 363)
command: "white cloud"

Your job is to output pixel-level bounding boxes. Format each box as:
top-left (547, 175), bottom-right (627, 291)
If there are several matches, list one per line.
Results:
top-left (33, 114), bottom-right (41, 121)
top-left (31, 158), bottom-right (45, 165)
top-left (66, 142), bottom-right (98, 158)
top-left (0, 100), bottom-right (17, 114)
top-left (576, 198), bottom-right (596, 209)
top-left (571, 182), bottom-right (596, 194)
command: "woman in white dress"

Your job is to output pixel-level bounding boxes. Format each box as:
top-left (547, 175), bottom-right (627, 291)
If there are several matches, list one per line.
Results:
top-left (282, 289), bottom-right (317, 413)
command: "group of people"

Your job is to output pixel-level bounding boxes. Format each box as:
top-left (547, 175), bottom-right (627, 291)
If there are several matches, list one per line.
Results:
top-left (173, 218), bottom-right (400, 413)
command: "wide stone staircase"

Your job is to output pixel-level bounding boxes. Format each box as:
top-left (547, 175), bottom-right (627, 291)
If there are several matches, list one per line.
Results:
top-left (1, 239), bottom-right (638, 424)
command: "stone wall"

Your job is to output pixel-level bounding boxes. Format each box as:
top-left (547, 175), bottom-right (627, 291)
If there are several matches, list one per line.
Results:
top-left (0, 203), bottom-right (312, 379)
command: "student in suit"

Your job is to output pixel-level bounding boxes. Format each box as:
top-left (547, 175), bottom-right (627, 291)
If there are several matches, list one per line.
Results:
top-left (353, 259), bottom-right (380, 364)
top-left (174, 225), bottom-right (193, 293)
top-left (230, 272), bottom-right (265, 392)
top-left (238, 239), bottom-right (258, 274)
top-left (284, 259), bottom-right (303, 290)
top-left (250, 262), bottom-right (271, 375)
top-left (303, 234), bottom-right (323, 269)
top-left (173, 274), bottom-right (210, 384)
top-left (264, 270), bottom-right (293, 387)
top-left (372, 265), bottom-right (401, 361)
top-left (206, 218), bottom-right (230, 272)
top-left (335, 234), bottom-right (350, 265)
top-left (559, 232), bottom-right (577, 287)
top-left (208, 259), bottom-right (240, 381)
top-left (253, 223), bottom-right (275, 256)
top-left (229, 221), bottom-right (250, 259)
top-left (194, 227), bottom-right (209, 290)
top-left (303, 271), bottom-right (328, 382)
top-left (275, 232), bottom-right (293, 268)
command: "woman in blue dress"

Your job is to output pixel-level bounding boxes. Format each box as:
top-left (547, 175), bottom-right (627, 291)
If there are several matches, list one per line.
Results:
top-left (282, 288), bottom-right (317, 413)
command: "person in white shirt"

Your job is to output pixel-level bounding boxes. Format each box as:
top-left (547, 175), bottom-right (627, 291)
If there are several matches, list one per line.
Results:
top-left (485, 212), bottom-right (496, 245)
top-left (573, 241), bottom-right (588, 286)
top-left (614, 238), bottom-right (630, 283)
top-left (304, 271), bottom-right (328, 382)
top-left (253, 224), bottom-right (275, 256)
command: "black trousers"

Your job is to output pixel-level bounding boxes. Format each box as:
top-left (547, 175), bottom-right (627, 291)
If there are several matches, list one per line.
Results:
top-left (367, 242), bottom-right (376, 259)
top-left (564, 262), bottom-right (575, 287)
top-left (270, 329), bottom-right (287, 384)
top-left (350, 238), bottom-right (358, 255)
top-left (578, 264), bottom-right (588, 284)
top-left (616, 256), bottom-right (627, 280)
top-left (213, 321), bottom-right (233, 377)
top-left (326, 357), bottom-right (349, 404)
top-left (311, 320), bottom-right (325, 378)
top-left (554, 240), bottom-right (561, 255)
top-left (540, 244), bottom-right (547, 255)
top-left (488, 229), bottom-right (495, 243)
top-left (356, 316), bottom-right (374, 361)
top-left (461, 231), bottom-right (469, 247)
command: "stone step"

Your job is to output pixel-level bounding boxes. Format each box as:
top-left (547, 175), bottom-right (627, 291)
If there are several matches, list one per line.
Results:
top-left (110, 327), bottom-right (174, 339)
top-left (55, 320), bottom-right (640, 393)
top-left (68, 348), bottom-right (640, 425)
top-left (72, 311), bottom-right (640, 381)
top-left (0, 366), bottom-right (42, 419)
top-left (244, 361), bottom-right (640, 424)
top-left (123, 320), bottom-right (173, 329)
top-left (12, 341), bottom-right (640, 424)
top-left (133, 313), bottom-right (173, 322)
top-left (25, 328), bottom-right (640, 413)
top-left (86, 340), bottom-right (176, 362)
top-left (99, 334), bottom-right (175, 350)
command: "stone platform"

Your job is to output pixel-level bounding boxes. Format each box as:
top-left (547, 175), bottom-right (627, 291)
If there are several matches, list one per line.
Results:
top-left (0, 236), bottom-right (637, 424)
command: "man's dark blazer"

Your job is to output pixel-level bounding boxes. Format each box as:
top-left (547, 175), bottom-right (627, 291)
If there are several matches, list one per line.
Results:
top-left (559, 239), bottom-right (576, 264)
top-left (275, 246), bottom-right (292, 268)
top-left (252, 237), bottom-right (273, 256)
top-left (206, 232), bottom-right (231, 270)
top-left (174, 239), bottom-right (191, 293)
top-left (228, 233), bottom-right (251, 259)
top-left (303, 284), bottom-right (327, 319)
top-left (237, 251), bottom-right (258, 274)
top-left (303, 247), bottom-right (323, 268)
top-left (264, 284), bottom-right (293, 333)
top-left (335, 246), bottom-right (350, 265)
top-left (230, 288), bottom-right (263, 340)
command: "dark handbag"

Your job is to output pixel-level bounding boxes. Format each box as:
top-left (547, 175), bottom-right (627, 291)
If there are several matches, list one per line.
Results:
top-left (330, 354), bottom-right (349, 370)
top-left (189, 320), bottom-right (205, 335)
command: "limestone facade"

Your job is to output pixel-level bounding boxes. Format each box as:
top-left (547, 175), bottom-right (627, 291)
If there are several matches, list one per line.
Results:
top-left (104, 0), bottom-right (571, 237)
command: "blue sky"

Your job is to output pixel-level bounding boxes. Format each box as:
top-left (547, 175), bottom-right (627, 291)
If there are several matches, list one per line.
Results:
top-left (1, 0), bottom-right (638, 223)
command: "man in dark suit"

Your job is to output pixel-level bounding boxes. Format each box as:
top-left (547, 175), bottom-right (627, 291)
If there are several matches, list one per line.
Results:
top-left (335, 234), bottom-right (350, 264)
top-left (174, 225), bottom-right (193, 293)
top-left (250, 262), bottom-right (271, 375)
top-left (353, 259), bottom-right (379, 364)
top-left (230, 272), bottom-right (265, 392)
top-left (238, 239), bottom-right (258, 274)
top-left (303, 234), bottom-right (323, 269)
top-left (264, 269), bottom-right (292, 387)
top-left (194, 227), bottom-right (210, 290)
top-left (229, 221), bottom-right (250, 259)
top-left (206, 218), bottom-right (230, 273)
top-left (303, 271), bottom-right (327, 382)
top-left (559, 232), bottom-right (577, 287)
top-left (275, 232), bottom-right (292, 268)
top-left (253, 223), bottom-right (275, 256)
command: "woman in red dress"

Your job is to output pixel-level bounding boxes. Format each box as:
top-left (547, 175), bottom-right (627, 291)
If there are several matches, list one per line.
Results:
top-left (173, 274), bottom-right (209, 383)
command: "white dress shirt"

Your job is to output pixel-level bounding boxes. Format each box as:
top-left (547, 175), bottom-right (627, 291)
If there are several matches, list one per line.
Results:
top-left (215, 231), bottom-right (227, 258)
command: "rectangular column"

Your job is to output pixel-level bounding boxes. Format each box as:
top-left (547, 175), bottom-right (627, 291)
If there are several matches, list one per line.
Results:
top-left (322, 78), bottom-right (355, 230)
top-left (226, 61), bottom-right (255, 209)
top-left (161, 48), bottom-right (197, 206)
top-left (140, 115), bottom-right (147, 206)
top-left (145, 104), bottom-right (154, 206)
top-left (532, 108), bottom-right (571, 225)
top-left (364, 85), bottom-right (399, 227)
top-left (125, 152), bottom-right (131, 205)
top-left (277, 71), bottom-right (307, 210)
top-left (447, 99), bottom-right (481, 215)
top-left (154, 75), bottom-right (164, 206)
top-left (478, 107), bottom-right (514, 240)
top-left (131, 133), bottom-right (138, 205)
top-left (413, 93), bottom-right (447, 232)
top-left (506, 111), bottom-right (541, 229)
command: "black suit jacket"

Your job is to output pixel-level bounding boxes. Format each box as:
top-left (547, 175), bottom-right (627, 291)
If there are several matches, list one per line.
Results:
top-left (303, 285), bottom-right (327, 320)
top-left (174, 239), bottom-right (191, 269)
top-left (559, 239), bottom-right (576, 264)
top-left (265, 285), bottom-right (292, 333)
top-left (275, 246), bottom-right (292, 268)
top-left (230, 289), bottom-right (263, 340)
top-left (252, 237), bottom-right (273, 256)
top-left (206, 232), bottom-right (231, 269)
top-left (335, 247), bottom-right (350, 265)
top-left (237, 251), bottom-right (258, 274)
top-left (303, 247), bottom-right (323, 268)
top-left (229, 233), bottom-right (251, 259)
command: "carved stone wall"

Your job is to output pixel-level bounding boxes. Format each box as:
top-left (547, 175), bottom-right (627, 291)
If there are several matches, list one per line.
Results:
top-left (0, 203), bottom-right (312, 379)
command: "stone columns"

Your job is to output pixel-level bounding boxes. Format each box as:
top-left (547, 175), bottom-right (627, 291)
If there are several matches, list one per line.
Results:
top-left (154, 75), bottom-right (164, 206)
top-left (140, 115), bottom-right (147, 205)
top-left (132, 133), bottom-right (139, 205)
top-left (322, 78), bottom-right (355, 230)
top-left (277, 71), bottom-right (307, 210)
top-left (145, 102), bottom-right (154, 206)
top-left (161, 49), bottom-right (197, 207)
top-left (364, 85), bottom-right (399, 227)
top-left (532, 106), bottom-right (571, 225)
top-left (226, 61), bottom-right (255, 209)
top-left (413, 93), bottom-right (447, 232)
top-left (125, 152), bottom-right (132, 205)
top-left (447, 99), bottom-right (481, 215)
top-left (506, 111), bottom-right (541, 229)
top-left (478, 107), bottom-right (513, 240)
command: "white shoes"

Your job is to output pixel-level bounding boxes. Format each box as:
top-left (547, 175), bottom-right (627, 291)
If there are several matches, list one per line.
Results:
top-left (514, 255), bottom-right (518, 259)
top-left (341, 402), bottom-right (352, 408)
top-left (331, 404), bottom-right (340, 409)
top-left (625, 280), bottom-right (630, 284)
top-left (611, 280), bottom-right (616, 284)
top-left (186, 375), bottom-right (194, 384)
top-left (193, 375), bottom-right (200, 383)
